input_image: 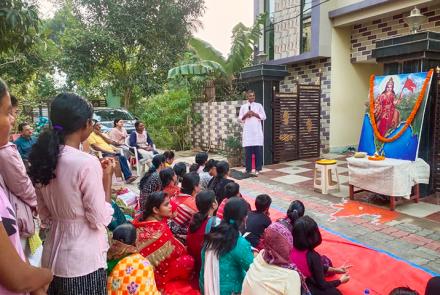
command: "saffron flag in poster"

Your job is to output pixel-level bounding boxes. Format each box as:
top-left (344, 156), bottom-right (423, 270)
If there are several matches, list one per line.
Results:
top-left (358, 70), bottom-right (433, 161)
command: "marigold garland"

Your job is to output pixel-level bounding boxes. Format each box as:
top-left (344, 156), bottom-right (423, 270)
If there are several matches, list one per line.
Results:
top-left (369, 69), bottom-right (434, 143)
top-left (368, 155), bottom-right (385, 161)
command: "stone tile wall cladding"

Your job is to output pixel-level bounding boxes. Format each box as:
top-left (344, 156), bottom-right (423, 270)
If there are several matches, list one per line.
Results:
top-left (279, 58), bottom-right (332, 153)
top-left (274, 0), bottom-right (301, 60)
top-left (351, 4), bottom-right (440, 63)
top-left (191, 100), bottom-right (246, 152)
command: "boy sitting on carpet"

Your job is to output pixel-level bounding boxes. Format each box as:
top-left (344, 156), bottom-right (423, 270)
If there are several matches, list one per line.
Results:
top-left (244, 194), bottom-right (272, 250)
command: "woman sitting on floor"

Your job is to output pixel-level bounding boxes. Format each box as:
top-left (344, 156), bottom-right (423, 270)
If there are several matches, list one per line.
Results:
top-left (207, 161), bottom-right (234, 205)
top-left (169, 172), bottom-right (200, 241)
top-left (173, 161), bottom-right (187, 185)
top-left (187, 190), bottom-right (220, 282)
top-left (189, 152), bottom-right (208, 174)
top-left (199, 159), bottom-right (217, 190)
top-left (133, 191), bottom-right (194, 291)
top-left (278, 200), bottom-right (305, 234)
top-left (139, 154), bottom-right (166, 209)
top-left (107, 223), bottom-right (160, 294)
top-left (290, 216), bottom-right (350, 295)
top-left (200, 197), bottom-right (254, 295)
top-left (242, 222), bottom-right (306, 295)
top-left (160, 167), bottom-right (180, 200)
top-left (216, 182), bottom-right (240, 219)
top-left (163, 150), bottom-right (175, 167)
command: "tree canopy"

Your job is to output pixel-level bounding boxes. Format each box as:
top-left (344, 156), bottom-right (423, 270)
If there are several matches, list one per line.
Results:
top-left (0, 0), bottom-right (39, 54)
top-left (55, 0), bottom-right (205, 108)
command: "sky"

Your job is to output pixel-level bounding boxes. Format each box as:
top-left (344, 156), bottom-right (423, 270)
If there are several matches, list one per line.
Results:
top-left (37, 0), bottom-right (254, 58)
top-left (193, 0), bottom-right (254, 57)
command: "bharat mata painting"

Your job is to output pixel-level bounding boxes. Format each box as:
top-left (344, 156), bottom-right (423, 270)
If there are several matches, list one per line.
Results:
top-left (358, 71), bottom-right (433, 161)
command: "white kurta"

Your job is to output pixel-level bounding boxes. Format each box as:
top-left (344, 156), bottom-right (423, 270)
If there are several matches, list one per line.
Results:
top-left (239, 101), bottom-right (267, 147)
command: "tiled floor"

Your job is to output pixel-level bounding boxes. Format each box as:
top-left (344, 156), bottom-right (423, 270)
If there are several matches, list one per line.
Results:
top-left (255, 153), bottom-right (440, 221)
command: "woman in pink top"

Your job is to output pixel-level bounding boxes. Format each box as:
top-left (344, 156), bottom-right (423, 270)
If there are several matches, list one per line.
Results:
top-left (109, 118), bottom-right (128, 145)
top-left (28, 93), bottom-right (114, 295)
top-left (0, 78), bottom-right (53, 294)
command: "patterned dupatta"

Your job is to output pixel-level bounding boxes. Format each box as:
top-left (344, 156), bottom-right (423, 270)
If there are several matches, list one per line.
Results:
top-left (132, 218), bottom-right (187, 287)
top-left (263, 222), bottom-right (311, 295)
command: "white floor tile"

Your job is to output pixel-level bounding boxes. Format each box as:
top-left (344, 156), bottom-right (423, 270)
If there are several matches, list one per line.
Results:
top-left (276, 166), bottom-right (311, 174)
top-left (396, 202), bottom-right (440, 218)
top-left (272, 174), bottom-right (311, 185)
top-left (283, 160), bottom-right (311, 166)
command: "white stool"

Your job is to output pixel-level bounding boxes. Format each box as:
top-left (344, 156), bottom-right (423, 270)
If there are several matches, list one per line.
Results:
top-left (313, 160), bottom-right (340, 194)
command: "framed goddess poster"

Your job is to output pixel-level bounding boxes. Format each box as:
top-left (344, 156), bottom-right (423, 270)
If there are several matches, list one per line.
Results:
top-left (358, 70), bottom-right (433, 161)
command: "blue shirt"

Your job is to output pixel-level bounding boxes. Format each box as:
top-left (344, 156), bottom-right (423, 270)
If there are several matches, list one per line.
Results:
top-left (14, 136), bottom-right (36, 160)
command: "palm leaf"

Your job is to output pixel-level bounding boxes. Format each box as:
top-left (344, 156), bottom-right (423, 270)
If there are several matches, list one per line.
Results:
top-left (189, 38), bottom-right (226, 68)
top-left (167, 60), bottom-right (226, 79)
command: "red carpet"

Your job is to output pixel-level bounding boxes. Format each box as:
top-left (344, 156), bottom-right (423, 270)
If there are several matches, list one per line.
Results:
top-left (242, 195), bottom-right (434, 295)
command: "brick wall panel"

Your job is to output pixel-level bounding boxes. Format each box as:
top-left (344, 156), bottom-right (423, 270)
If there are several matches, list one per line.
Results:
top-left (351, 4), bottom-right (440, 62)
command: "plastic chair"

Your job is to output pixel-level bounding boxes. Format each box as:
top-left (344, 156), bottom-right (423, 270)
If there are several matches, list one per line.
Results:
top-left (125, 137), bottom-right (143, 176)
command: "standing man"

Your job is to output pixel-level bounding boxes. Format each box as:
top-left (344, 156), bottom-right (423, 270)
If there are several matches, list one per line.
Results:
top-left (239, 90), bottom-right (266, 175)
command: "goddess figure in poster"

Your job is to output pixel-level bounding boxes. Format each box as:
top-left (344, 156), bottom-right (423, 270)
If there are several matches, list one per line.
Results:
top-left (374, 78), bottom-right (401, 136)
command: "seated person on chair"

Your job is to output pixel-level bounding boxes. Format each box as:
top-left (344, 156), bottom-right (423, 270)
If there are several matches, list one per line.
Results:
top-left (14, 122), bottom-right (36, 167)
top-left (87, 121), bottom-right (137, 184)
top-left (129, 121), bottom-right (158, 162)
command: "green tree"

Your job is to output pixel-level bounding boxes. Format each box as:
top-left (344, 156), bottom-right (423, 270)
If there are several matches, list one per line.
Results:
top-left (168, 14), bottom-right (266, 81)
top-left (0, 0), bottom-right (39, 54)
top-left (138, 89), bottom-right (197, 150)
top-left (55, 0), bottom-right (205, 109)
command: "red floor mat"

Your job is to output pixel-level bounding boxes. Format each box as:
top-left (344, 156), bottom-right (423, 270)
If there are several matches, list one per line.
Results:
top-left (242, 195), bottom-right (433, 295)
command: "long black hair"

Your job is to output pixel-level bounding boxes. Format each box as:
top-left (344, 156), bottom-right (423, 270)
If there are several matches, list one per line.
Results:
top-left (173, 162), bottom-right (187, 183)
top-left (141, 191), bottom-right (167, 221)
top-left (113, 118), bottom-right (122, 127)
top-left (203, 159), bottom-right (217, 173)
top-left (224, 182), bottom-right (239, 199)
top-left (204, 197), bottom-right (249, 257)
top-left (208, 160), bottom-right (229, 190)
top-left (112, 223), bottom-right (137, 246)
top-left (0, 79), bottom-right (8, 100)
top-left (159, 167), bottom-right (175, 189)
top-left (181, 171), bottom-right (200, 195)
top-left (293, 216), bottom-right (322, 251)
top-left (190, 152), bottom-right (208, 172)
top-left (286, 200), bottom-right (305, 225)
top-left (29, 93), bottom-right (93, 186)
top-left (139, 154), bottom-right (166, 190)
top-left (189, 190), bottom-right (216, 233)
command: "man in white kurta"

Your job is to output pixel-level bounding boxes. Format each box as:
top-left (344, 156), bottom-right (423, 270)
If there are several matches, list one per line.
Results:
top-left (239, 90), bottom-right (267, 175)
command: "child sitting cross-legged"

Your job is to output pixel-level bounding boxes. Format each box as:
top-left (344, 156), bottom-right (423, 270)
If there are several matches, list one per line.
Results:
top-left (244, 194), bottom-right (272, 250)
top-left (107, 223), bottom-right (160, 294)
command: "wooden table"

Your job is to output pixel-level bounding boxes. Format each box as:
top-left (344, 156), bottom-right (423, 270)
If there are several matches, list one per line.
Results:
top-left (347, 157), bottom-right (429, 211)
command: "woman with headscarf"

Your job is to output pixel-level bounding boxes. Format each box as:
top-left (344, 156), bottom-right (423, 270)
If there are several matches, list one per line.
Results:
top-left (242, 222), bottom-right (307, 295)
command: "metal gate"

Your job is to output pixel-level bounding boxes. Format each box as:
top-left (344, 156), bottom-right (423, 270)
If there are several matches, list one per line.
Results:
top-left (432, 69), bottom-right (440, 193)
top-left (272, 83), bottom-right (321, 162)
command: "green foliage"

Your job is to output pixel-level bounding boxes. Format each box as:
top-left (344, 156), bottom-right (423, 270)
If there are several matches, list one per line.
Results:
top-left (167, 14), bottom-right (266, 102)
top-left (223, 119), bottom-right (242, 157)
top-left (138, 89), bottom-right (195, 151)
top-left (52, 0), bottom-right (205, 109)
top-left (0, 0), bottom-right (39, 53)
top-left (170, 13), bottom-right (267, 80)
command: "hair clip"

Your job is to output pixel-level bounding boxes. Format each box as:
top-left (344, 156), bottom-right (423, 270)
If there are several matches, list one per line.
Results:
top-left (53, 125), bottom-right (63, 131)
